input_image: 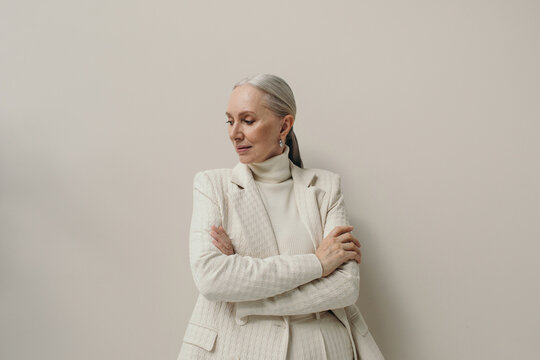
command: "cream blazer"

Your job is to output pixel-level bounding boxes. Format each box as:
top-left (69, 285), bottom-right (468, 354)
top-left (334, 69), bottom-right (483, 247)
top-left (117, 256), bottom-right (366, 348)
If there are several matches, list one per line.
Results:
top-left (177, 159), bottom-right (385, 360)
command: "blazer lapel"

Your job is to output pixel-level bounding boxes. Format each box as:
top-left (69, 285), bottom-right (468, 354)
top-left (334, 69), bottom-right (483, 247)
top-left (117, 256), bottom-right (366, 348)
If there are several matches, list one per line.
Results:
top-left (229, 159), bottom-right (326, 257)
top-left (290, 161), bottom-right (325, 252)
top-left (229, 161), bottom-right (279, 258)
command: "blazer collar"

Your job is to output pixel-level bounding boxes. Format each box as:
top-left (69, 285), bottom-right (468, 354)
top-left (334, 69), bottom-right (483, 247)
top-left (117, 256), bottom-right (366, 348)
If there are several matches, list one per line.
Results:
top-left (231, 158), bottom-right (316, 188)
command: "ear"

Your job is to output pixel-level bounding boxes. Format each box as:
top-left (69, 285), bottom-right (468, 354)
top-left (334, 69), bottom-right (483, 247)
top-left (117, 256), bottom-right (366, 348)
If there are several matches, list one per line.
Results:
top-left (280, 115), bottom-right (295, 136)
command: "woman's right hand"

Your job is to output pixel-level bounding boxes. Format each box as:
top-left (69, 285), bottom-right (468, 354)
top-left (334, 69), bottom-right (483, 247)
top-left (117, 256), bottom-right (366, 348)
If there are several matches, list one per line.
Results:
top-left (315, 225), bottom-right (362, 277)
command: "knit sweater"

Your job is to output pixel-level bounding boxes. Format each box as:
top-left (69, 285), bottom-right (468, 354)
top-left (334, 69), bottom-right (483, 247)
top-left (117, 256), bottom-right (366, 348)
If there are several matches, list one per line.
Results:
top-left (247, 145), bottom-right (315, 256)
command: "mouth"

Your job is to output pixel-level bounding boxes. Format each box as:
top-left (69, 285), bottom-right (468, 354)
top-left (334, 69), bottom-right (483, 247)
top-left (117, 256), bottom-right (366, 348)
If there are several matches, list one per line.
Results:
top-left (236, 145), bottom-right (252, 153)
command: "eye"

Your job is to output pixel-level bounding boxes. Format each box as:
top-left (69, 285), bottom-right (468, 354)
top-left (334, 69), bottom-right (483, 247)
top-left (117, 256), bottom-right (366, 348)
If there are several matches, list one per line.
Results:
top-left (225, 118), bottom-right (254, 125)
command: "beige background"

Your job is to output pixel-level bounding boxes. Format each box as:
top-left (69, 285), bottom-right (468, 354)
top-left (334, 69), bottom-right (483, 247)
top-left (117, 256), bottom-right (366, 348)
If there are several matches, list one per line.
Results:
top-left (1, 1), bottom-right (539, 359)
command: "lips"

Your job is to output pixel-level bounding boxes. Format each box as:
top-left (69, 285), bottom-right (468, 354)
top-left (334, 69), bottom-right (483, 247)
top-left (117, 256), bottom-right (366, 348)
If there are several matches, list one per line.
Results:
top-left (236, 145), bottom-right (251, 154)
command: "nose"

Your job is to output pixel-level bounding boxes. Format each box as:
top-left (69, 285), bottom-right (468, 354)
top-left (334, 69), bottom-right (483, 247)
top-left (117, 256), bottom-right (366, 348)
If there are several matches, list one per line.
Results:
top-left (230, 121), bottom-right (243, 141)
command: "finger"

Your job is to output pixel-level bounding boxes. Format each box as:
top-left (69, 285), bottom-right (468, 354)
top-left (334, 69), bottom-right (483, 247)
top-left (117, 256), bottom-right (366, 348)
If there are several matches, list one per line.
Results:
top-left (210, 229), bottom-right (226, 242)
top-left (212, 239), bottom-right (227, 254)
top-left (214, 240), bottom-right (233, 255)
top-left (341, 242), bottom-right (357, 251)
top-left (213, 225), bottom-right (225, 234)
top-left (336, 232), bottom-right (360, 247)
top-left (331, 225), bottom-right (354, 237)
top-left (342, 250), bottom-right (360, 263)
top-left (213, 232), bottom-right (233, 251)
top-left (219, 226), bottom-right (228, 236)
top-left (219, 229), bottom-right (229, 239)
top-left (347, 251), bottom-right (362, 264)
top-left (338, 234), bottom-right (360, 248)
top-left (342, 242), bottom-right (362, 255)
top-left (217, 228), bottom-right (233, 248)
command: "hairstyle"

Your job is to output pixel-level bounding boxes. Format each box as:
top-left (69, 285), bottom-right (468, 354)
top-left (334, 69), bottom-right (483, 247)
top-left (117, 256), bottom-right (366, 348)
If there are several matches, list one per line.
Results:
top-left (233, 74), bottom-right (304, 168)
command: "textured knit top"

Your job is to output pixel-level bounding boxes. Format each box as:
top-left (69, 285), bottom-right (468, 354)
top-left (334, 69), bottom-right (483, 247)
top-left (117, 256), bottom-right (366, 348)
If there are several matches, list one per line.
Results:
top-left (247, 145), bottom-right (315, 256)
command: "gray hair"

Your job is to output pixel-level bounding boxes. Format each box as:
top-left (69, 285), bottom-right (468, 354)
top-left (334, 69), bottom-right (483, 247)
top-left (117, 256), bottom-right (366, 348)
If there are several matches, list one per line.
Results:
top-left (233, 74), bottom-right (304, 168)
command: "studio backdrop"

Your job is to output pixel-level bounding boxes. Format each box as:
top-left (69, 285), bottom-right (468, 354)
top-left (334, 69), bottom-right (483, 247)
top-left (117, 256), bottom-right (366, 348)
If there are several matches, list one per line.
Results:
top-left (1, 1), bottom-right (539, 359)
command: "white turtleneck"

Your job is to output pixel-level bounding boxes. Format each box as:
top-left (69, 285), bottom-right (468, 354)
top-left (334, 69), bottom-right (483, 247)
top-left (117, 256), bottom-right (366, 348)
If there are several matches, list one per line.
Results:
top-left (247, 145), bottom-right (315, 256)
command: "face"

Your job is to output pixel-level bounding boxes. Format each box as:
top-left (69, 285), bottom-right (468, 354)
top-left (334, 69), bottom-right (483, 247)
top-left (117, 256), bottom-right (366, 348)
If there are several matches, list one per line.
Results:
top-left (226, 84), bottom-right (294, 164)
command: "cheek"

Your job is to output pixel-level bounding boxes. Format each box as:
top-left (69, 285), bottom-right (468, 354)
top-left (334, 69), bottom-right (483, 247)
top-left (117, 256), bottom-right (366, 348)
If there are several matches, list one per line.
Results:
top-left (243, 128), bottom-right (260, 143)
top-left (249, 125), bottom-right (272, 144)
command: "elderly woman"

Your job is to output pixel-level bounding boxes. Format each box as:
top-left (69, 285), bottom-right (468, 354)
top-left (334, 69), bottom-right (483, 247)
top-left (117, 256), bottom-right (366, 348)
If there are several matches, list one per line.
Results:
top-left (177, 74), bottom-right (384, 360)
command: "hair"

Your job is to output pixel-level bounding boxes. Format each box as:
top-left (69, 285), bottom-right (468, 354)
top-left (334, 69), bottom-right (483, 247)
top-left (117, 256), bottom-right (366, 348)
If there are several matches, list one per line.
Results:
top-left (233, 73), bottom-right (304, 168)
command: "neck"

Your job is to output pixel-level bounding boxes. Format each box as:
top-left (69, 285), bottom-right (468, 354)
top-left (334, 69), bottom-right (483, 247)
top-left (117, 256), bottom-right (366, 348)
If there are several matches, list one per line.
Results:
top-left (247, 145), bottom-right (292, 183)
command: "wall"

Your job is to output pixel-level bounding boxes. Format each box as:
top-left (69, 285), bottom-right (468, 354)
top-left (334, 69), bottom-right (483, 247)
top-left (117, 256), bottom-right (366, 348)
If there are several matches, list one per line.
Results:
top-left (1, 1), bottom-right (539, 359)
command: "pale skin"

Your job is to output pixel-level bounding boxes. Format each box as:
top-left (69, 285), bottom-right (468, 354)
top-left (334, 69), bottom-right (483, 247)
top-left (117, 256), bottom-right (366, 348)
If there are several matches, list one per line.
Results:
top-left (209, 84), bottom-right (362, 278)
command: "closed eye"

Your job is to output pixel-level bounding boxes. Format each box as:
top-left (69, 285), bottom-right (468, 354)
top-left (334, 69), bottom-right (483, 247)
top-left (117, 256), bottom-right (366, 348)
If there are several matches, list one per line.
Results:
top-left (225, 119), bottom-right (254, 125)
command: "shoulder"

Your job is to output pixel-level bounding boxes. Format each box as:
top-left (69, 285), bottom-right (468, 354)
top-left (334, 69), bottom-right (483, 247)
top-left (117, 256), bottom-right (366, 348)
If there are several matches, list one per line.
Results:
top-left (301, 167), bottom-right (345, 205)
top-left (308, 167), bottom-right (341, 179)
top-left (304, 166), bottom-right (343, 188)
top-left (192, 168), bottom-right (233, 196)
top-left (193, 168), bottom-right (232, 183)
top-left (192, 167), bottom-right (232, 185)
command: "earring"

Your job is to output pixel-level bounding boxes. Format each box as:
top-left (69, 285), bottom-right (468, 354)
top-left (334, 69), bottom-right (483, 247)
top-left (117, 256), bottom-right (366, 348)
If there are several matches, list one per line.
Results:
top-left (279, 138), bottom-right (283, 147)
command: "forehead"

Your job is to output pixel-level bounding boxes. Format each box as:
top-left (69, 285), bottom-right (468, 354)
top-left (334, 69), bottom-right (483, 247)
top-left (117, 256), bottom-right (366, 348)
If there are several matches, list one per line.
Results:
top-left (226, 84), bottom-right (267, 115)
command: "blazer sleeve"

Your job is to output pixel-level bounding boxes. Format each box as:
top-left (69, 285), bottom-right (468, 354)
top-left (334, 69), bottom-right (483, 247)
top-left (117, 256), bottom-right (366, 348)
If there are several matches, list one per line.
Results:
top-left (234, 173), bottom-right (360, 320)
top-left (189, 171), bottom-right (324, 302)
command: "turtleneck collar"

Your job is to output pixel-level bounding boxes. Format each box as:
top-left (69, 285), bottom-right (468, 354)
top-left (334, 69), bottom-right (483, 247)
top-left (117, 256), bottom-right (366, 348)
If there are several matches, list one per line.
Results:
top-left (247, 145), bottom-right (292, 184)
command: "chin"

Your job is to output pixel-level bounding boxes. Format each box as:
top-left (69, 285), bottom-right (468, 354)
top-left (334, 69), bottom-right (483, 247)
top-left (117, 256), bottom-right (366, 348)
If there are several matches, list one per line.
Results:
top-left (238, 157), bottom-right (253, 164)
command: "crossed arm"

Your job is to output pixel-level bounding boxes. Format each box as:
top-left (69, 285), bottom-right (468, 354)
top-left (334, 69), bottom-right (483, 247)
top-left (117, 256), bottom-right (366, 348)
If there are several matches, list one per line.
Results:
top-left (189, 171), bottom-right (360, 319)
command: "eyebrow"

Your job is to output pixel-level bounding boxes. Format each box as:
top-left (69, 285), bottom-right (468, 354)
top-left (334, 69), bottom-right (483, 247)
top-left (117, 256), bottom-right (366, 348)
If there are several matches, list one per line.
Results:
top-left (225, 111), bottom-right (256, 117)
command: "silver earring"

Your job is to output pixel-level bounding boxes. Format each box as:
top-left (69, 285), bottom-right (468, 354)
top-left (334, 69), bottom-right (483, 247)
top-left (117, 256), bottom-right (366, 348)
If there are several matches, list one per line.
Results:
top-left (279, 138), bottom-right (283, 147)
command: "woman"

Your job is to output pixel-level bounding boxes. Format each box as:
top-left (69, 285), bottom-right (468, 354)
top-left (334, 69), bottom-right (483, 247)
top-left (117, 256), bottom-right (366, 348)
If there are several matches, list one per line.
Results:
top-left (177, 74), bottom-right (384, 360)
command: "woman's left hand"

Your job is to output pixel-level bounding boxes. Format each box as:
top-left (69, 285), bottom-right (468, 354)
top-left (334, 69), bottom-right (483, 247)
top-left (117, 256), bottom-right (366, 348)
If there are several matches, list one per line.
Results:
top-left (209, 225), bottom-right (235, 255)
